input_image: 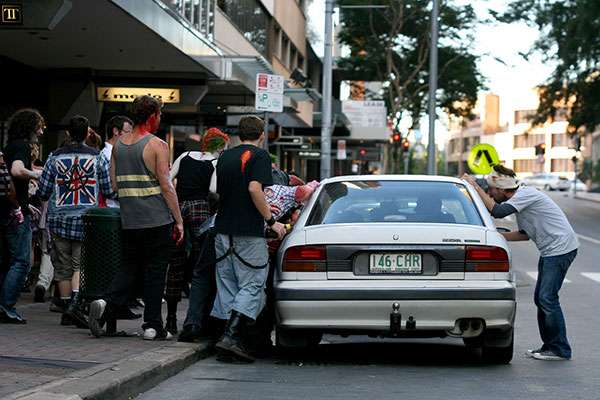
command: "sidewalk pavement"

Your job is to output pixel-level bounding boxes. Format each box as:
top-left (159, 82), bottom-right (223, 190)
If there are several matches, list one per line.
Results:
top-left (0, 292), bottom-right (211, 400)
top-left (573, 189), bottom-right (600, 203)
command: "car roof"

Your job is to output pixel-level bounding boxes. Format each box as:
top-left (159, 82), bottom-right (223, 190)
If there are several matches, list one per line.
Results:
top-left (321, 174), bottom-right (464, 185)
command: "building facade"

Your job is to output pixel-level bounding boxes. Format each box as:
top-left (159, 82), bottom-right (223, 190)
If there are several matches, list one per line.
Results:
top-left (0, 0), bottom-right (323, 178)
top-left (446, 91), bottom-right (592, 186)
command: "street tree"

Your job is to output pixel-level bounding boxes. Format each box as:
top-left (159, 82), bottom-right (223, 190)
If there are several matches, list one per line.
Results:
top-left (493, 0), bottom-right (600, 135)
top-left (335, 0), bottom-right (484, 173)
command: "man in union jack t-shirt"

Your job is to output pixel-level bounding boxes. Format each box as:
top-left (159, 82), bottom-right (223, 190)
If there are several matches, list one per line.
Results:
top-left (37, 115), bottom-right (114, 328)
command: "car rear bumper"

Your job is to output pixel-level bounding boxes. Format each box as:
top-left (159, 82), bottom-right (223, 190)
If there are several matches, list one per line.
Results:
top-left (274, 282), bottom-right (516, 331)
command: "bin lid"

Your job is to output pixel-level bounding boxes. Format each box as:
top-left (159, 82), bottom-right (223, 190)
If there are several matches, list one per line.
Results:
top-left (83, 207), bottom-right (121, 217)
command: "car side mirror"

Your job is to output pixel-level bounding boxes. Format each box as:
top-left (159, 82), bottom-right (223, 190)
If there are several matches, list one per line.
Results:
top-left (496, 227), bottom-right (510, 233)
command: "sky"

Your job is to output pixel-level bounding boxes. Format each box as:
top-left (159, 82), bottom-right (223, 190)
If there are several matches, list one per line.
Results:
top-left (306, 0), bottom-right (554, 145)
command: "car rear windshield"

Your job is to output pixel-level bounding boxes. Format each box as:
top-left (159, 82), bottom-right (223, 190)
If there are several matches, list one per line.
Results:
top-left (306, 180), bottom-right (484, 226)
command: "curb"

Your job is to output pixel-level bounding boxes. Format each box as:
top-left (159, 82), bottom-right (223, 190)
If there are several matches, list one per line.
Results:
top-left (574, 195), bottom-right (600, 204)
top-left (5, 341), bottom-right (212, 400)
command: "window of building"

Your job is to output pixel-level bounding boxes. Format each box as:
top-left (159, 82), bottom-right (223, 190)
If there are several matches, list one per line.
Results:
top-left (282, 36), bottom-right (290, 66)
top-left (290, 46), bottom-right (297, 70)
top-left (274, 26), bottom-right (282, 59)
top-left (514, 109), bottom-right (537, 124)
top-left (551, 133), bottom-right (575, 148)
top-left (513, 159), bottom-right (539, 173)
top-left (217, 0), bottom-right (268, 56)
top-left (554, 107), bottom-right (568, 122)
top-left (297, 54), bottom-right (305, 72)
top-left (513, 133), bottom-right (545, 148)
top-left (551, 158), bottom-right (574, 172)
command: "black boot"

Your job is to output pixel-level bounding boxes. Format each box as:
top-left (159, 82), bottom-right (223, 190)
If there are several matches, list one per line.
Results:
top-left (215, 311), bottom-right (255, 363)
top-left (59, 299), bottom-right (72, 326)
top-left (165, 314), bottom-right (178, 334)
top-left (65, 291), bottom-right (89, 329)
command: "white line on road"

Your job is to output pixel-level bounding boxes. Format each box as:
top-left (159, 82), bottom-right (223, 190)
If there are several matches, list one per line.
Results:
top-left (526, 271), bottom-right (572, 283)
top-left (577, 233), bottom-right (600, 245)
top-left (581, 272), bottom-right (600, 283)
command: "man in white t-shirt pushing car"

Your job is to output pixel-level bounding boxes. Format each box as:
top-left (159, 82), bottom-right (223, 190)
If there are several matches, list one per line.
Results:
top-left (463, 164), bottom-right (579, 361)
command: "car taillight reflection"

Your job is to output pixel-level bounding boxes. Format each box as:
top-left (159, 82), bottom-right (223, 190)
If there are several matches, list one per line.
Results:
top-left (282, 245), bottom-right (326, 272)
top-left (466, 246), bottom-right (509, 272)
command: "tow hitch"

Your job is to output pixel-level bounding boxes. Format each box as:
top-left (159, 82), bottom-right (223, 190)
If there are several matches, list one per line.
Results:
top-left (390, 302), bottom-right (401, 334)
top-left (390, 303), bottom-right (416, 336)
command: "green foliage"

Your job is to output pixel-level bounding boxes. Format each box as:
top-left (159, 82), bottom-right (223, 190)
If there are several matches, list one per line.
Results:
top-left (336, 0), bottom-right (484, 130)
top-left (593, 159), bottom-right (600, 184)
top-left (495, 0), bottom-right (600, 134)
top-left (578, 157), bottom-right (593, 182)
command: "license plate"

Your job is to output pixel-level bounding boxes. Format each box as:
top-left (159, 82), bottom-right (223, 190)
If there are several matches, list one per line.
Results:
top-left (369, 253), bottom-right (422, 274)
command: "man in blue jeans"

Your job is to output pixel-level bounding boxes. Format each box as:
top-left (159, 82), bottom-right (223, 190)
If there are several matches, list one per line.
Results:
top-left (210, 115), bottom-right (285, 362)
top-left (0, 109), bottom-right (44, 324)
top-left (464, 165), bottom-right (579, 361)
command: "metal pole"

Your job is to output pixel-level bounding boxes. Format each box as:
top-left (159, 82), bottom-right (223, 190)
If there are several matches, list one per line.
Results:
top-left (427, 0), bottom-right (439, 175)
top-left (573, 133), bottom-right (579, 197)
top-left (320, 0), bottom-right (334, 180)
top-left (264, 112), bottom-right (269, 151)
top-left (573, 158), bottom-right (578, 197)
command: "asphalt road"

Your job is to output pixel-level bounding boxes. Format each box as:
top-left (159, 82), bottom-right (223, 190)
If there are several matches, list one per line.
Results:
top-left (139, 192), bottom-right (600, 400)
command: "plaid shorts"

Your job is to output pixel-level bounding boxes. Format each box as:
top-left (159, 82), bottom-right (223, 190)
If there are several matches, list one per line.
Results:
top-left (165, 199), bottom-right (211, 301)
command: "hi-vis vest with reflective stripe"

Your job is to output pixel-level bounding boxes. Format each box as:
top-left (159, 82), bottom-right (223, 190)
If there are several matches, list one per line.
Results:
top-left (114, 134), bottom-right (172, 229)
top-left (116, 174), bottom-right (162, 197)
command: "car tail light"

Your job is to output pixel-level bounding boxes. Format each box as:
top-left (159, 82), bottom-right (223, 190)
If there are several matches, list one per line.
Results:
top-left (282, 245), bottom-right (326, 272)
top-left (466, 246), bottom-right (509, 272)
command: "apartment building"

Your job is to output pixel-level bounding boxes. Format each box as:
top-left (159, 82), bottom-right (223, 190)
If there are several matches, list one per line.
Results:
top-left (446, 91), bottom-right (591, 182)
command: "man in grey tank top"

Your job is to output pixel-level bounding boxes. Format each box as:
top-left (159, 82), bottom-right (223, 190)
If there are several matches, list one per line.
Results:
top-left (88, 95), bottom-right (184, 341)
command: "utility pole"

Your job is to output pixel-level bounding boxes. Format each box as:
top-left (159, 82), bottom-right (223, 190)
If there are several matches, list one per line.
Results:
top-left (320, 0), bottom-right (334, 180)
top-left (320, 3), bottom-right (388, 180)
top-left (426, 0), bottom-right (439, 175)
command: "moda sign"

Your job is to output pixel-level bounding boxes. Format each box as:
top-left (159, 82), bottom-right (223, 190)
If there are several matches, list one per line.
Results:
top-left (97, 87), bottom-right (180, 103)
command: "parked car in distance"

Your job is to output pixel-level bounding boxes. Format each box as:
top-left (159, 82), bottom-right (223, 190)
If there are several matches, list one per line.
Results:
top-left (519, 173), bottom-right (570, 191)
top-left (570, 179), bottom-right (587, 192)
top-left (274, 175), bottom-right (516, 364)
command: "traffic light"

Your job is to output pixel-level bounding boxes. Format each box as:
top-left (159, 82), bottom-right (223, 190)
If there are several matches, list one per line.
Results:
top-left (535, 143), bottom-right (546, 155)
top-left (359, 149), bottom-right (366, 156)
top-left (402, 140), bottom-right (410, 150)
top-left (393, 133), bottom-right (400, 142)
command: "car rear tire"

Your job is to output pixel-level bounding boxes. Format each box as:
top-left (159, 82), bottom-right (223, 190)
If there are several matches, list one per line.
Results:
top-left (544, 184), bottom-right (551, 191)
top-left (481, 330), bottom-right (514, 364)
top-left (275, 327), bottom-right (322, 348)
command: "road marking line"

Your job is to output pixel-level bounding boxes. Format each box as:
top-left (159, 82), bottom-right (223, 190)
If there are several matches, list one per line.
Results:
top-left (526, 384), bottom-right (546, 393)
top-left (526, 271), bottom-right (572, 283)
top-left (577, 233), bottom-right (600, 245)
top-left (581, 273), bottom-right (600, 283)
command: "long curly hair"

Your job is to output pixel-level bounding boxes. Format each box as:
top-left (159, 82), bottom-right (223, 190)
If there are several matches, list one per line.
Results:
top-left (7, 108), bottom-right (44, 143)
top-left (202, 127), bottom-right (230, 152)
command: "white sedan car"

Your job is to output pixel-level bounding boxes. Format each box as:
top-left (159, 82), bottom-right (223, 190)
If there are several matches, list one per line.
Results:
top-left (274, 175), bottom-right (516, 363)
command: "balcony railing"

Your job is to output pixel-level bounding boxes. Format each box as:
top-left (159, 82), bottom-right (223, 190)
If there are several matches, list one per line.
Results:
top-left (159, 0), bottom-right (215, 41)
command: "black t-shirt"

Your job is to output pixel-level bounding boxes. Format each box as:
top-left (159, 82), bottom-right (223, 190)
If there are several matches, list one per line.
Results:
top-left (175, 154), bottom-right (215, 202)
top-left (214, 144), bottom-right (273, 237)
top-left (3, 139), bottom-right (32, 216)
